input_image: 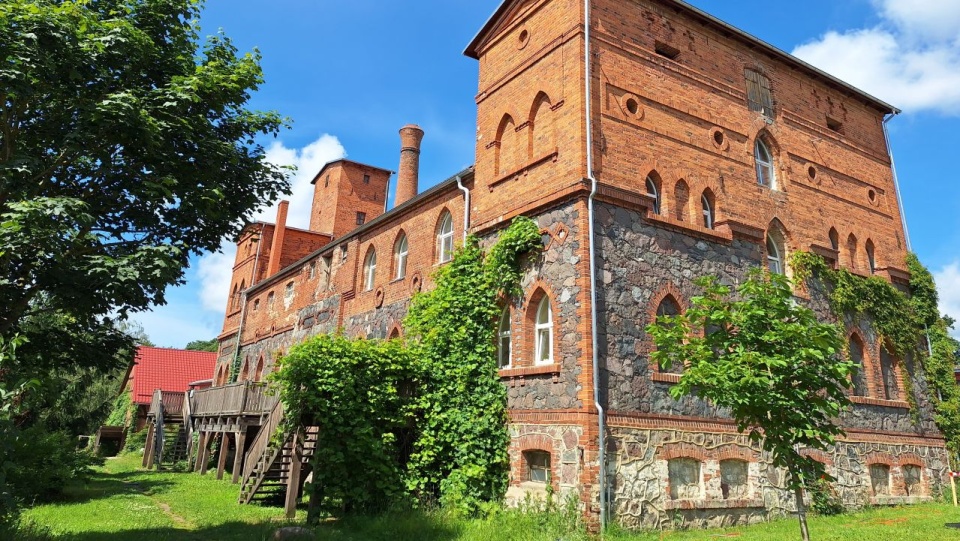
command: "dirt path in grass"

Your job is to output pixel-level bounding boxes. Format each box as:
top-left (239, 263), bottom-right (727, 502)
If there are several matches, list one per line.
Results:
top-left (123, 480), bottom-right (195, 530)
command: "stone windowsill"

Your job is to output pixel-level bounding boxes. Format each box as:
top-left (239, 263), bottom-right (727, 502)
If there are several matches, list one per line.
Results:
top-left (651, 372), bottom-right (682, 384)
top-left (500, 364), bottom-right (562, 378)
top-left (664, 498), bottom-right (765, 511)
top-left (851, 396), bottom-right (911, 409)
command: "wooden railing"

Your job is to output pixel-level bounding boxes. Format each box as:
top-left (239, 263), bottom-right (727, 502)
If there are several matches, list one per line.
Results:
top-left (147, 390), bottom-right (187, 418)
top-left (239, 400), bottom-right (285, 489)
top-left (190, 382), bottom-right (278, 417)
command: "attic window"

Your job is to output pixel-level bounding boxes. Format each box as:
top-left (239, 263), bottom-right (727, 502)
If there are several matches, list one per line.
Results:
top-left (745, 69), bottom-right (774, 117)
top-left (655, 41), bottom-right (681, 60)
top-left (324, 175), bottom-right (330, 187)
top-left (356, 212), bottom-right (366, 225)
top-left (826, 117), bottom-right (844, 134)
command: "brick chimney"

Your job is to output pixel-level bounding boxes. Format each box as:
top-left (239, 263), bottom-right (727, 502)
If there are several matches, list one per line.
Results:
top-left (395, 124), bottom-right (424, 206)
top-left (266, 200), bottom-right (289, 277)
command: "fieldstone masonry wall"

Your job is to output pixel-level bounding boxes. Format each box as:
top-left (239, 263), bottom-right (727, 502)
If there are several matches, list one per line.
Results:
top-left (608, 427), bottom-right (949, 530)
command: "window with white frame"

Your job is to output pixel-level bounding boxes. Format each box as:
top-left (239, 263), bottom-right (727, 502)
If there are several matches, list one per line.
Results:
top-left (755, 138), bottom-right (776, 189)
top-left (535, 297), bottom-right (553, 366)
top-left (394, 233), bottom-right (408, 280)
top-left (766, 234), bottom-right (783, 275)
top-left (497, 307), bottom-right (512, 368)
top-left (363, 248), bottom-right (377, 291)
top-left (646, 175), bottom-right (661, 215)
top-left (524, 450), bottom-right (551, 484)
top-left (701, 193), bottom-right (714, 229)
top-left (437, 212), bottom-right (454, 263)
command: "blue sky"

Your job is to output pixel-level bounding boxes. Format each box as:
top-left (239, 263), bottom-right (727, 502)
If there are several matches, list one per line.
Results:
top-left (134, 0), bottom-right (960, 346)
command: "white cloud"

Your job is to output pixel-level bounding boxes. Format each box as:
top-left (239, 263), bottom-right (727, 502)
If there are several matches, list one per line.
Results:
top-left (134, 134), bottom-right (347, 347)
top-left (255, 134), bottom-right (347, 229)
top-left (935, 261), bottom-right (960, 339)
top-left (792, 1), bottom-right (960, 115)
top-left (194, 133), bottom-right (346, 317)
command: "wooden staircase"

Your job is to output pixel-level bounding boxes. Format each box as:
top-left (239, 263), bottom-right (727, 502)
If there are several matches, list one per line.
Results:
top-left (237, 401), bottom-right (319, 515)
top-left (159, 424), bottom-right (189, 464)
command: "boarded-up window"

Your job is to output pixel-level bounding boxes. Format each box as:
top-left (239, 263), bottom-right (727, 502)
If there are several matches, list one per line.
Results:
top-left (869, 464), bottom-right (890, 496)
top-left (720, 460), bottom-right (749, 500)
top-left (745, 70), bottom-right (774, 117)
top-left (880, 347), bottom-right (899, 401)
top-left (903, 465), bottom-right (921, 496)
top-left (668, 458), bottom-right (701, 500)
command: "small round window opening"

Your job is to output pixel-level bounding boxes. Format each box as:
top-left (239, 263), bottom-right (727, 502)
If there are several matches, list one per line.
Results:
top-left (808, 166), bottom-right (817, 180)
top-left (713, 130), bottom-right (725, 147)
top-left (626, 98), bottom-right (639, 116)
top-left (518, 29), bottom-right (530, 49)
top-left (868, 189), bottom-right (877, 203)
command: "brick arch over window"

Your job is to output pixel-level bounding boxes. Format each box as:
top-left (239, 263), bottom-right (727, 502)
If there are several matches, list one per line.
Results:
top-left (659, 443), bottom-right (709, 462)
top-left (750, 129), bottom-right (782, 190)
top-left (715, 445), bottom-right (760, 463)
top-left (799, 449), bottom-right (835, 467)
top-left (254, 355), bottom-right (265, 382)
top-left (828, 227), bottom-right (840, 251)
top-left (523, 283), bottom-right (558, 367)
top-left (644, 170), bottom-right (664, 216)
top-left (846, 233), bottom-right (860, 271)
top-left (435, 209), bottom-right (455, 264)
top-left (214, 363), bottom-right (228, 386)
top-left (239, 356), bottom-right (250, 382)
top-left (864, 452), bottom-right (897, 467)
top-left (865, 238), bottom-right (877, 274)
top-left (495, 113), bottom-right (518, 176)
top-left (528, 91), bottom-right (556, 160)
top-left (700, 188), bottom-right (717, 229)
top-left (388, 324), bottom-right (403, 340)
top-left (513, 433), bottom-right (558, 487)
top-left (392, 229), bottom-right (409, 281)
top-left (765, 218), bottom-right (790, 276)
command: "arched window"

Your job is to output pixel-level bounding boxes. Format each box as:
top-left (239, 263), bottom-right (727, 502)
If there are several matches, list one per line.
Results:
top-left (254, 356), bottom-right (264, 382)
top-left (829, 228), bottom-right (840, 251)
top-left (849, 335), bottom-right (868, 397)
top-left (497, 307), bottom-right (512, 368)
top-left (534, 297), bottom-right (553, 366)
top-left (363, 247), bottom-right (377, 291)
top-left (847, 234), bottom-right (859, 270)
top-left (674, 180), bottom-right (689, 221)
top-left (230, 284), bottom-right (239, 311)
top-left (655, 296), bottom-right (683, 374)
top-left (755, 138), bottom-right (776, 188)
top-left (866, 240), bottom-right (877, 274)
top-left (239, 357), bottom-right (250, 382)
top-left (701, 191), bottom-right (714, 229)
top-left (437, 212), bottom-right (454, 263)
top-left (646, 175), bottom-right (661, 215)
top-left (394, 233), bottom-right (408, 280)
top-left (880, 346), bottom-right (899, 401)
top-left (766, 234), bottom-right (784, 275)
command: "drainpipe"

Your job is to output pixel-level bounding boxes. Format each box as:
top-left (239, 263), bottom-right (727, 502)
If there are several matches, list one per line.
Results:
top-left (584, 0), bottom-right (607, 530)
top-left (232, 224), bottom-right (265, 383)
top-left (882, 113), bottom-right (911, 252)
top-left (456, 174), bottom-right (470, 241)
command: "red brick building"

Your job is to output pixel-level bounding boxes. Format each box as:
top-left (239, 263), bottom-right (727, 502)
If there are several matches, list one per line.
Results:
top-left (211, 0), bottom-right (947, 529)
top-left (120, 346), bottom-right (216, 431)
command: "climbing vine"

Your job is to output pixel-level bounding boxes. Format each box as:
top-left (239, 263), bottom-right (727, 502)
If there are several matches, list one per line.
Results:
top-left (272, 216), bottom-right (543, 517)
top-left (792, 251), bottom-right (960, 459)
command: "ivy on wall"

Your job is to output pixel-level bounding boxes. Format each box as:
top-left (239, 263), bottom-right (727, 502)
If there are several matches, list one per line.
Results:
top-left (272, 216), bottom-right (543, 517)
top-left (792, 252), bottom-right (960, 461)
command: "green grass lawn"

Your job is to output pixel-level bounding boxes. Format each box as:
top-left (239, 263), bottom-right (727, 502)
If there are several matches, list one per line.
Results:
top-left (20, 455), bottom-right (960, 540)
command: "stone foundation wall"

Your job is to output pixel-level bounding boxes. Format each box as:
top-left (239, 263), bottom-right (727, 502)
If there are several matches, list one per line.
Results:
top-left (505, 422), bottom-right (585, 505)
top-left (607, 426), bottom-right (948, 530)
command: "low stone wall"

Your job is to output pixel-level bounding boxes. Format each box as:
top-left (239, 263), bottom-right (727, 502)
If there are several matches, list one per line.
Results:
top-left (607, 426), bottom-right (949, 530)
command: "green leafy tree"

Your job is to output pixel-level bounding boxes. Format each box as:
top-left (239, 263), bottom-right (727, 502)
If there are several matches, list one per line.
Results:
top-left (648, 270), bottom-right (853, 541)
top-left (185, 338), bottom-right (218, 352)
top-left (0, 0), bottom-right (290, 345)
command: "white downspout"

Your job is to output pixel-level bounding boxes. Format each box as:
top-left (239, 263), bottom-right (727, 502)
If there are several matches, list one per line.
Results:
top-left (584, 0), bottom-right (607, 530)
top-left (456, 174), bottom-right (470, 241)
top-left (882, 112), bottom-right (911, 252)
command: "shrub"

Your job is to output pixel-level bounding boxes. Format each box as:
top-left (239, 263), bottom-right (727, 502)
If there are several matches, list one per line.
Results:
top-left (6, 426), bottom-right (101, 504)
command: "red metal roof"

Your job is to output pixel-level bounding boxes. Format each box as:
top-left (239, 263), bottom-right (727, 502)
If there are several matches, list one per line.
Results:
top-left (128, 346), bottom-right (217, 405)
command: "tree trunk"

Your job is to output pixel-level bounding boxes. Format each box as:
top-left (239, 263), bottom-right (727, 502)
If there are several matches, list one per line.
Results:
top-left (788, 464), bottom-right (811, 541)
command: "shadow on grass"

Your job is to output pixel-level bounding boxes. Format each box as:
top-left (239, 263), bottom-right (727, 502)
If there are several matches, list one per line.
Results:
top-left (38, 516), bottom-right (463, 541)
top-left (52, 471), bottom-right (176, 505)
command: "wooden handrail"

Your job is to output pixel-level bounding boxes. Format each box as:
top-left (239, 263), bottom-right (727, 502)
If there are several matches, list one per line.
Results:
top-left (240, 399), bottom-right (285, 488)
top-left (191, 382), bottom-right (278, 417)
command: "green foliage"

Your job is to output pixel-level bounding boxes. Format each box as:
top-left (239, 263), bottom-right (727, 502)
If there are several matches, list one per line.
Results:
top-left (274, 334), bottom-right (417, 516)
top-left (6, 426), bottom-right (102, 504)
top-left (105, 392), bottom-right (134, 428)
top-left (405, 217), bottom-right (542, 515)
top-left (648, 270), bottom-right (852, 539)
top-left (0, 0), bottom-right (290, 350)
top-left (272, 217), bottom-right (543, 518)
top-left (805, 477), bottom-right (844, 517)
top-left (185, 338), bottom-right (219, 352)
top-left (793, 252), bottom-right (960, 462)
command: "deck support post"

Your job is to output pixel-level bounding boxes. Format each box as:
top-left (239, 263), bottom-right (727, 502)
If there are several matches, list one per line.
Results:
top-left (232, 430), bottom-right (245, 484)
top-left (193, 431), bottom-right (207, 472)
top-left (216, 432), bottom-right (230, 480)
top-left (142, 424), bottom-right (156, 468)
top-left (200, 432), bottom-right (213, 475)
top-left (285, 431), bottom-right (301, 519)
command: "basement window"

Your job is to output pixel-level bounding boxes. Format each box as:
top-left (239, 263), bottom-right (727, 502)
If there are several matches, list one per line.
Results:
top-left (668, 458), bottom-right (702, 500)
top-left (826, 116), bottom-right (844, 134)
top-left (870, 464), bottom-right (890, 496)
top-left (903, 465), bottom-right (921, 496)
top-left (655, 41), bottom-right (681, 60)
top-left (524, 450), bottom-right (551, 484)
